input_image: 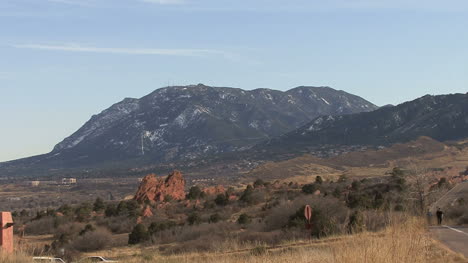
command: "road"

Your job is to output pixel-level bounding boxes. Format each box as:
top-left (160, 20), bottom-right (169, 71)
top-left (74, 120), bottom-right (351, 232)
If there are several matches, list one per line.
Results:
top-left (430, 225), bottom-right (468, 258)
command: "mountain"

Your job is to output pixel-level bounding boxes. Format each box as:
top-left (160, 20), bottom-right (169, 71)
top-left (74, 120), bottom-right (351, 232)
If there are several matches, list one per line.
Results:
top-left (260, 93), bottom-right (468, 152)
top-left (2, 84), bottom-right (377, 170)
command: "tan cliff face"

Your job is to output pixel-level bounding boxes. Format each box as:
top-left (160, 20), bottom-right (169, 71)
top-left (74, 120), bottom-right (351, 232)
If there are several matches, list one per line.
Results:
top-left (134, 170), bottom-right (186, 203)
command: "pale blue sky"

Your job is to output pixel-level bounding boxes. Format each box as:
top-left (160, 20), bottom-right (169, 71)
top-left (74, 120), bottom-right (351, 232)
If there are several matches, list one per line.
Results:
top-left (1, 0), bottom-right (468, 162)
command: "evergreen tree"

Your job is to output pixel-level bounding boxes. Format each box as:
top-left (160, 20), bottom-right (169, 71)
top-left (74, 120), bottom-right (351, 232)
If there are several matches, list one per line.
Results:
top-left (128, 224), bottom-right (149, 245)
top-left (93, 197), bottom-right (105, 212)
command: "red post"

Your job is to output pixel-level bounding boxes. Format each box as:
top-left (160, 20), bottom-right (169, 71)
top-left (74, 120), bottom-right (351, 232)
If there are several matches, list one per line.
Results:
top-left (304, 205), bottom-right (313, 241)
top-left (0, 212), bottom-right (14, 254)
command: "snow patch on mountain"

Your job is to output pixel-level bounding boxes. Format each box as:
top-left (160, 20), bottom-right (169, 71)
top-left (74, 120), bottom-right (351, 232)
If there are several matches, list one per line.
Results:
top-left (321, 98), bottom-right (331, 105)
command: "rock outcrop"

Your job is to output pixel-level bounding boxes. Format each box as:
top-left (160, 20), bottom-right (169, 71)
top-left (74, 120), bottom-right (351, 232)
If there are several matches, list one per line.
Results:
top-left (202, 185), bottom-right (226, 196)
top-left (134, 170), bottom-right (186, 203)
top-left (137, 206), bottom-right (154, 224)
top-left (142, 206), bottom-right (154, 218)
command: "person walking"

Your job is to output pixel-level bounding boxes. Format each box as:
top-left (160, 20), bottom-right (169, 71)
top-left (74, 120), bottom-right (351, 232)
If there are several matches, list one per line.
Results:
top-left (436, 208), bottom-right (444, 225)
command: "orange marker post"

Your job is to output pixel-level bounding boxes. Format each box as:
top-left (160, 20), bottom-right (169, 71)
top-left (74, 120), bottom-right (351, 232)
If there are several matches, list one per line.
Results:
top-left (0, 212), bottom-right (14, 254)
top-left (304, 205), bottom-right (312, 241)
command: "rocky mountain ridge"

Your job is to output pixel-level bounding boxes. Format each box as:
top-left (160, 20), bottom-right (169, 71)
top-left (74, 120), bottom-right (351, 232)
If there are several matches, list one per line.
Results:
top-left (259, 93), bottom-right (468, 152)
top-left (2, 84), bottom-right (377, 170)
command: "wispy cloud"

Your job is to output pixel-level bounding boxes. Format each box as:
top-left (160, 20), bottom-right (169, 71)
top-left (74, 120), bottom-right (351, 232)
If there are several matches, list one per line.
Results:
top-left (13, 43), bottom-right (236, 59)
top-left (140, 0), bottom-right (185, 5)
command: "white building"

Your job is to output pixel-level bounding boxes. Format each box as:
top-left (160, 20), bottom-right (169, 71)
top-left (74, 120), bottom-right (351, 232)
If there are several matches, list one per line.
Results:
top-left (61, 178), bottom-right (77, 185)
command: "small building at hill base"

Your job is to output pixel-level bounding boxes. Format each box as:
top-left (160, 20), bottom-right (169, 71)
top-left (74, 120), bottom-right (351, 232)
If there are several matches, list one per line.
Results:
top-left (61, 178), bottom-right (77, 185)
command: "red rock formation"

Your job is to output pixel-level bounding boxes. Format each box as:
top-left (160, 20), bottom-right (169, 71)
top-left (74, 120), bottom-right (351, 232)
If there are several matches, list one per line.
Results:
top-left (156, 202), bottom-right (168, 210)
top-left (134, 170), bottom-right (186, 203)
top-left (202, 185), bottom-right (226, 196)
top-left (142, 206), bottom-right (154, 218)
top-left (137, 207), bottom-right (154, 224)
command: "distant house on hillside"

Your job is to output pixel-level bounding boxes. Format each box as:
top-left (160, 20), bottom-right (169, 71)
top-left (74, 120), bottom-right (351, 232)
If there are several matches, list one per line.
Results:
top-left (30, 181), bottom-right (40, 187)
top-left (61, 178), bottom-right (77, 185)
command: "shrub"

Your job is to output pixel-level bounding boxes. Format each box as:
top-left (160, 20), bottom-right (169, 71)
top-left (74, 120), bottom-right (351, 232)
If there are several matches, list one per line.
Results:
top-left (115, 200), bottom-right (140, 218)
top-left (394, 204), bottom-right (405, 212)
top-left (104, 204), bottom-right (117, 217)
top-left (187, 186), bottom-right (203, 200)
top-left (99, 216), bottom-right (135, 234)
top-left (226, 187), bottom-right (236, 196)
top-left (20, 209), bottom-right (29, 217)
top-left (72, 229), bottom-right (111, 252)
top-left (79, 224), bottom-right (95, 236)
top-left (126, 200), bottom-right (141, 217)
top-left (347, 192), bottom-right (373, 209)
top-left (391, 167), bottom-right (405, 176)
top-left (240, 186), bottom-right (265, 205)
top-left (52, 222), bottom-right (85, 248)
top-left (338, 174), bottom-right (348, 183)
top-left (74, 203), bottom-right (92, 222)
top-left (348, 210), bottom-right (365, 233)
top-left (351, 180), bottom-right (361, 191)
top-left (93, 198), bottom-right (105, 212)
top-left (285, 197), bottom-right (348, 238)
top-left (253, 179), bottom-right (266, 188)
top-left (209, 213), bottom-right (221, 223)
top-left (128, 223), bottom-right (149, 245)
top-left (391, 175), bottom-right (406, 189)
top-left (302, 183), bottom-right (318, 194)
top-left (315, 176), bottom-right (324, 184)
top-left (264, 199), bottom-right (304, 231)
top-left (332, 187), bottom-right (342, 198)
top-left (438, 177), bottom-right (448, 188)
top-left (116, 201), bottom-right (128, 215)
top-left (57, 204), bottom-right (73, 216)
top-left (374, 192), bottom-right (385, 209)
top-left (187, 213), bottom-right (201, 225)
top-left (240, 185), bottom-right (254, 203)
top-left (237, 213), bottom-right (251, 225)
top-left (215, 194), bottom-right (229, 206)
top-left (457, 198), bottom-right (466, 206)
top-left (250, 191), bottom-right (266, 205)
top-left (148, 221), bottom-right (177, 235)
top-left (25, 217), bottom-right (56, 235)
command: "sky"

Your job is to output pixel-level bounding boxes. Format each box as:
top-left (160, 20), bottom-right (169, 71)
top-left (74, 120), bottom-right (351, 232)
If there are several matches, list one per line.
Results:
top-left (1, 0), bottom-right (468, 162)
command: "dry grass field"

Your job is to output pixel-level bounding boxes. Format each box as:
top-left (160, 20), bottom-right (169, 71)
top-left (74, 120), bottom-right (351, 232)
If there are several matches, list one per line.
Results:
top-left (55, 217), bottom-right (466, 263)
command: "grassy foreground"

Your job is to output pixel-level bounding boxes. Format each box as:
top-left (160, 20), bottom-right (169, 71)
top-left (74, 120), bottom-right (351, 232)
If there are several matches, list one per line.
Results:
top-left (3, 217), bottom-right (466, 263)
top-left (90, 217), bottom-right (465, 263)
